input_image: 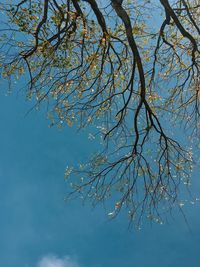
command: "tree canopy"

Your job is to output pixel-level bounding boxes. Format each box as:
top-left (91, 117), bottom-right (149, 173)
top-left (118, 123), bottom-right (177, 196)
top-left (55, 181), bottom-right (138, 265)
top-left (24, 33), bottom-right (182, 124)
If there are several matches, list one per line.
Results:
top-left (0, 0), bottom-right (199, 227)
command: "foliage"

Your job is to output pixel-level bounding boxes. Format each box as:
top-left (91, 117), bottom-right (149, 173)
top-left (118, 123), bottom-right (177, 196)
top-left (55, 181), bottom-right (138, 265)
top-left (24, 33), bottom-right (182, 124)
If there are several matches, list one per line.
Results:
top-left (0, 0), bottom-right (199, 227)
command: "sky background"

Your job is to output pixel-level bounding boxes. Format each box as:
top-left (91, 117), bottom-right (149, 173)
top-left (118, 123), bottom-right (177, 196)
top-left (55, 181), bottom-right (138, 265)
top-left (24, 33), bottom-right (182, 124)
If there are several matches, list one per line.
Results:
top-left (0, 1), bottom-right (199, 265)
top-left (0, 87), bottom-right (200, 267)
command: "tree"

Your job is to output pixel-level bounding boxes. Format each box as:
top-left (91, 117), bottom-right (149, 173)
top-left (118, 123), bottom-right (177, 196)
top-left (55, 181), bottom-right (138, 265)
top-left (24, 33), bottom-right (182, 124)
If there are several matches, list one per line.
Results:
top-left (0, 0), bottom-right (199, 227)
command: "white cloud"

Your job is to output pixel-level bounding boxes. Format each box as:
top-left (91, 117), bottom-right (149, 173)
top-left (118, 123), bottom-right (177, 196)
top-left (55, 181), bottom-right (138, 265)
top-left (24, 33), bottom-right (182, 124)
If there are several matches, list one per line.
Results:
top-left (37, 255), bottom-right (80, 267)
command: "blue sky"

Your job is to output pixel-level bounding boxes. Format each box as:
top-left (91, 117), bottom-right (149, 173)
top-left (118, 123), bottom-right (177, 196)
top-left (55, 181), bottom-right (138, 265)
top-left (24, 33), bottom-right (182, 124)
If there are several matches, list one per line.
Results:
top-left (0, 1), bottom-right (200, 265)
top-left (0, 88), bottom-right (200, 267)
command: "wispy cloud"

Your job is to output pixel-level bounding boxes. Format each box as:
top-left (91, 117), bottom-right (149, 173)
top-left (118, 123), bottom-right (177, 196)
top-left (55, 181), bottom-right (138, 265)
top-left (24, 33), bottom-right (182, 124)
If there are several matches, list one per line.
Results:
top-left (37, 254), bottom-right (80, 267)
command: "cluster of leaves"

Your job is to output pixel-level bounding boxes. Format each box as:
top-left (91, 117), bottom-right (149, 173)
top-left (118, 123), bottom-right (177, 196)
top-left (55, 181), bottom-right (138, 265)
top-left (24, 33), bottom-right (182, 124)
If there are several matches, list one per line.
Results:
top-left (0, 0), bottom-right (199, 227)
